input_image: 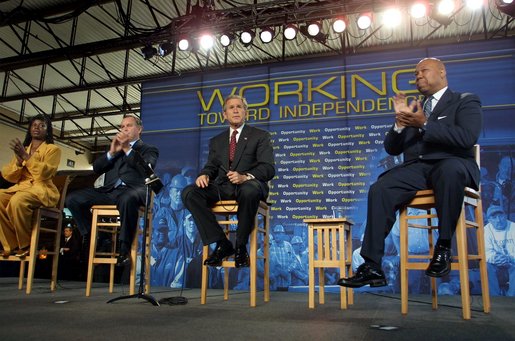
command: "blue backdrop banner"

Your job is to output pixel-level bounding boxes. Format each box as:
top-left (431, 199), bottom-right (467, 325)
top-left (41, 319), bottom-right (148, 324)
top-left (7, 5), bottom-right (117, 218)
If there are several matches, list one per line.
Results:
top-left (141, 39), bottom-right (515, 296)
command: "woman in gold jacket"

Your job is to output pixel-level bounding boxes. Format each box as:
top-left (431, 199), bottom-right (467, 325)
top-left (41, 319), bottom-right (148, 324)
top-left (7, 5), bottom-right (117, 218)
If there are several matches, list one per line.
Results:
top-left (0, 114), bottom-right (61, 257)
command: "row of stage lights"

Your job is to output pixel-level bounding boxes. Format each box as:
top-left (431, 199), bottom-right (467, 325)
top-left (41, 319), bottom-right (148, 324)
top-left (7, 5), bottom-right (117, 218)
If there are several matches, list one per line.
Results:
top-left (141, 0), bottom-right (515, 59)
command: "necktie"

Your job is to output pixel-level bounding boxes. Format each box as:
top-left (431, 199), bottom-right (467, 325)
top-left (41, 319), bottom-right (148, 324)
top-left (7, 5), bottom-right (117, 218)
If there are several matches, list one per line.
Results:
top-left (423, 96), bottom-right (433, 118)
top-left (229, 130), bottom-right (238, 163)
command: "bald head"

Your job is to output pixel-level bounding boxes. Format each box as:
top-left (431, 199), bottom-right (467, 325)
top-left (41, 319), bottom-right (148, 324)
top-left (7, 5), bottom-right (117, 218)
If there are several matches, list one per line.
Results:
top-left (415, 58), bottom-right (448, 96)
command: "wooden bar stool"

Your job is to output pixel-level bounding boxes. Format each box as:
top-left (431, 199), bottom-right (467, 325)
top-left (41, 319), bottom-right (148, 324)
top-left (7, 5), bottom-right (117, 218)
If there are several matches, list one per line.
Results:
top-left (399, 145), bottom-right (490, 320)
top-left (0, 175), bottom-right (70, 294)
top-left (304, 218), bottom-right (354, 309)
top-left (85, 205), bottom-right (152, 296)
top-left (200, 200), bottom-right (270, 307)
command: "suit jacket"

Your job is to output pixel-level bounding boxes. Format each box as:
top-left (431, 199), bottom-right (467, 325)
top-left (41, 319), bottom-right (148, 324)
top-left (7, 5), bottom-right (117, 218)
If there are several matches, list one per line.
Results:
top-left (384, 88), bottom-right (482, 189)
top-left (1, 142), bottom-right (61, 207)
top-left (93, 139), bottom-right (159, 191)
top-left (200, 124), bottom-right (275, 194)
top-left (60, 233), bottom-right (82, 261)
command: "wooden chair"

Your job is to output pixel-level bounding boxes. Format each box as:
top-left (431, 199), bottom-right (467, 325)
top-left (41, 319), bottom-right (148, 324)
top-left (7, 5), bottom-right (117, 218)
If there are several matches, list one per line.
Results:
top-left (304, 218), bottom-right (354, 309)
top-left (200, 200), bottom-right (270, 307)
top-left (1, 175), bottom-right (71, 294)
top-left (85, 203), bottom-right (153, 296)
top-left (399, 145), bottom-right (490, 319)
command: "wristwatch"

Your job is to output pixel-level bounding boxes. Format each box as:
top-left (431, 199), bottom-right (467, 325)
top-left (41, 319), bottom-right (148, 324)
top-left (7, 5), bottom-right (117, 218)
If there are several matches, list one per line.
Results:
top-left (246, 173), bottom-right (255, 181)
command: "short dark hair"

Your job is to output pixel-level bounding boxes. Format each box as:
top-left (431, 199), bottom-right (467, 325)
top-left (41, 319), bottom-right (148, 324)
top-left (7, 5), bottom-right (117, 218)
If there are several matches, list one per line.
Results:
top-left (123, 114), bottom-right (142, 127)
top-left (23, 114), bottom-right (54, 146)
top-left (223, 95), bottom-right (248, 111)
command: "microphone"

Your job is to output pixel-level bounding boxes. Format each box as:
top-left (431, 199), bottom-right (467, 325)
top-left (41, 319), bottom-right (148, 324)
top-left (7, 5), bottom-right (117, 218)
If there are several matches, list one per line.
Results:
top-left (132, 150), bottom-right (163, 194)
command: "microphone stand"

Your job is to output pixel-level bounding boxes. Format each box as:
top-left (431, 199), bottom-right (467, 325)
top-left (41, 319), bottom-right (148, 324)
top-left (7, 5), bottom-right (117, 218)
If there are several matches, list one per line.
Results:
top-left (107, 175), bottom-right (162, 306)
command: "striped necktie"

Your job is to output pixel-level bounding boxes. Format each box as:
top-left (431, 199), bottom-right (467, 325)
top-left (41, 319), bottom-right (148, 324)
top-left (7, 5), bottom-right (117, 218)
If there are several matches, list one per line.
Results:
top-left (423, 96), bottom-right (433, 118)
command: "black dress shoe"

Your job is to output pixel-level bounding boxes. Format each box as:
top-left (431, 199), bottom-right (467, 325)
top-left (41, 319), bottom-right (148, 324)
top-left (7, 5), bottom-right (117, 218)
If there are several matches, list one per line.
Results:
top-left (204, 239), bottom-right (235, 267)
top-left (235, 245), bottom-right (250, 268)
top-left (116, 253), bottom-right (131, 267)
top-left (425, 244), bottom-right (452, 277)
top-left (337, 263), bottom-right (387, 288)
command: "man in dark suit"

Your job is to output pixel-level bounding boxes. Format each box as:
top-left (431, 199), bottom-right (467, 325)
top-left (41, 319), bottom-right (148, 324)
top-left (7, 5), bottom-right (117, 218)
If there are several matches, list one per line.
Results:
top-left (65, 115), bottom-right (159, 266)
top-left (182, 95), bottom-right (275, 268)
top-left (338, 58), bottom-right (483, 288)
top-left (58, 226), bottom-right (82, 280)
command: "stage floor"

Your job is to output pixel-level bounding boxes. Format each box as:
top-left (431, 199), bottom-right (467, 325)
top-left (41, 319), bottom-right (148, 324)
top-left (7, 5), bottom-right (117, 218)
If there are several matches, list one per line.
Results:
top-left (1, 277), bottom-right (513, 340)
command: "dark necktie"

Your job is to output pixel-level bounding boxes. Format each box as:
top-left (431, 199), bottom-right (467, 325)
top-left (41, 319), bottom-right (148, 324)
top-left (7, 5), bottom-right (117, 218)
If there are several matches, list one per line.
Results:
top-left (229, 130), bottom-right (238, 163)
top-left (423, 96), bottom-right (433, 118)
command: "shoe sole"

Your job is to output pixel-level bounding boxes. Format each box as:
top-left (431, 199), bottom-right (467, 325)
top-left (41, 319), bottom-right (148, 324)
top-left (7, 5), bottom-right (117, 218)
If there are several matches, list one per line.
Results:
top-left (425, 268), bottom-right (451, 278)
top-left (338, 278), bottom-right (387, 288)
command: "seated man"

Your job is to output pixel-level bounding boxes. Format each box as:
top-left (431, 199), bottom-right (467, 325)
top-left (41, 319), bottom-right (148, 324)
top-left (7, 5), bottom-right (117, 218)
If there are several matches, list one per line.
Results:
top-left (338, 58), bottom-right (482, 288)
top-left (65, 114), bottom-right (159, 266)
top-left (182, 94), bottom-right (275, 268)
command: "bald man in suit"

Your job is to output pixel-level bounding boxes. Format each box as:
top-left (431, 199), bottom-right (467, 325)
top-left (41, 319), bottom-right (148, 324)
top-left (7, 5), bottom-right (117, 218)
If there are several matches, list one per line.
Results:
top-left (338, 58), bottom-right (483, 288)
top-left (182, 95), bottom-right (275, 268)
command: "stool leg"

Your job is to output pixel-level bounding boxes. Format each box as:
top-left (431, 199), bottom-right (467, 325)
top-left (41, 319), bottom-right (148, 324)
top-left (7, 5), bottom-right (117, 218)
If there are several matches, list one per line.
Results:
top-left (264, 222), bottom-right (270, 303)
top-left (339, 225), bottom-right (347, 310)
top-left (346, 226), bottom-right (354, 305)
top-left (456, 211), bottom-right (471, 320)
top-left (249, 227), bottom-right (257, 307)
top-left (86, 211), bottom-right (99, 297)
top-left (308, 225), bottom-right (315, 308)
top-left (18, 261), bottom-right (25, 290)
top-left (475, 202), bottom-right (490, 313)
top-left (129, 236), bottom-right (138, 295)
top-left (224, 266), bottom-right (229, 301)
top-left (201, 245), bottom-right (208, 304)
top-left (400, 208), bottom-right (409, 315)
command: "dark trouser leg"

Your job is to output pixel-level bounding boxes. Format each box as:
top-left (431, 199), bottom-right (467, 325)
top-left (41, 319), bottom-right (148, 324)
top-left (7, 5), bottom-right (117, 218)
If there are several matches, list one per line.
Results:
top-left (235, 180), bottom-right (263, 246)
top-left (65, 188), bottom-right (112, 236)
top-left (361, 162), bottom-right (429, 265)
top-left (181, 184), bottom-right (226, 245)
top-left (428, 159), bottom-right (472, 241)
top-left (115, 186), bottom-right (146, 253)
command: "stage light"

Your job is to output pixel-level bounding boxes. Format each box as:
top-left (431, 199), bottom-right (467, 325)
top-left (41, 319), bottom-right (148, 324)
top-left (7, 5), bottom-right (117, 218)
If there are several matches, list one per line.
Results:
top-left (259, 27), bottom-right (275, 43)
top-left (199, 34), bottom-right (214, 50)
top-left (382, 8), bottom-right (402, 27)
top-left (283, 24), bottom-right (298, 40)
top-left (240, 29), bottom-right (255, 45)
top-left (141, 44), bottom-right (157, 60)
top-left (178, 38), bottom-right (190, 51)
top-left (357, 13), bottom-right (372, 30)
top-left (299, 24), bottom-right (328, 43)
top-left (495, 0), bottom-right (515, 17)
top-left (410, 3), bottom-right (428, 18)
top-left (306, 21), bottom-right (322, 36)
top-left (437, 0), bottom-right (455, 15)
top-left (158, 42), bottom-right (175, 57)
top-left (431, 0), bottom-right (454, 25)
top-left (219, 33), bottom-right (234, 47)
top-left (466, 0), bottom-right (484, 10)
top-left (332, 18), bottom-right (347, 33)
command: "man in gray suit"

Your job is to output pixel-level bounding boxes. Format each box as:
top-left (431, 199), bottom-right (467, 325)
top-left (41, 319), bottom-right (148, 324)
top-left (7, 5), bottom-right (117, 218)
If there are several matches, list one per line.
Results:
top-left (182, 95), bottom-right (275, 268)
top-left (338, 58), bottom-right (483, 288)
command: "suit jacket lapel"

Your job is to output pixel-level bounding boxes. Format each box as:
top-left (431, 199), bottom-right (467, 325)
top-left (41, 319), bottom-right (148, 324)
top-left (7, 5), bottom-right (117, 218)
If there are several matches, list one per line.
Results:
top-left (232, 125), bottom-right (250, 168)
top-left (221, 128), bottom-right (231, 169)
top-left (430, 88), bottom-right (452, 118)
